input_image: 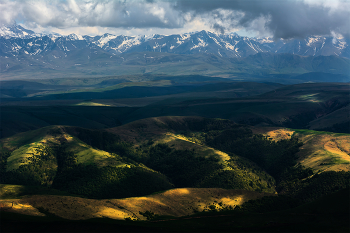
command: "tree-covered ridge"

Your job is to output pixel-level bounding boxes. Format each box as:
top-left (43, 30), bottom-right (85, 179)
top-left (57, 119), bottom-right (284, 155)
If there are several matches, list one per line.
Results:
top-left (53, 164), bottom-right (174, 199)
top-left (0, 136), bottom-right (277, 198)
top-left (1, 145), bottom-right (57, 186)
top-left (198, 157), bottom-right (275, 192)
top-left (0, 142), bottom-right (174, 199)
top-left (0, 120), bottom-right (281, 198)
top-left (54, 122), bottom-right (278, 194)
top-left (235, 166), bottom-right (350, 213)
top-left (0, 117), bottom-right (348, 205)
top-left (203, 127), bottom-right (303, 177)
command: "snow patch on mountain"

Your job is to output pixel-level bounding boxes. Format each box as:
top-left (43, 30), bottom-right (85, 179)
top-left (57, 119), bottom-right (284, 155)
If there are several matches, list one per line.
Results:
top-left (224, 41), bottom-right (237, 51)
top-left (181, 34), bottom-right (191, 41)
top-left (96, 34), bottom-right (118, 47)
top-left (335, 40), bottom-right (347, 50)
top-left (306, 37), bottom-right (321, 47)
top-left (116, 37), bottom-right (142, 52)
top-left (245, 40), bottom-right (258, 53)
top-left (190, 37), bottom-right (208, 50)
top-left (68, 33), bottom-right (84, 41)
top-left (0, 23), bottom-right (37, 39)
top-left (320, 40), bottom-right (325, 50)
top-left (12, 44), bottom-right (22, 52)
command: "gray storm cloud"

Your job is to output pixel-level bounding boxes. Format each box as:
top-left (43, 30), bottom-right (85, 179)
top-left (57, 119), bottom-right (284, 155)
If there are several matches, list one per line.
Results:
top-left (175, 0), bottom-right (350, 39)
top-left (0, 0), bottom-right (349, 39)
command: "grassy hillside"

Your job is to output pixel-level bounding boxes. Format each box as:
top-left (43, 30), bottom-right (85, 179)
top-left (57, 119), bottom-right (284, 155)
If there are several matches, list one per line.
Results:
top-left (1, 187), bottom-right (348, 232)
top-left (107, 117), bottom-right (277, 192)
top-left (256, 127), bottom-right (350, 172)
top-left (0, 126), bottom-right (174, 197)
top-left (108, 116), bottom-right (350, 193)
top-left (294, 129), bottom-right (350, 172)
top-left (72, 118), bottom-right (277, 194)
top-left (2, 117), bottom-right (348, 189)
top-left (0, 119), bottom-right (278, 198)
top-left (1, 126), bottom-right (128, 171)
top-left (1, 117), bottom-right (349, 232)
top-left (0, 185), bottom-right (273, 221)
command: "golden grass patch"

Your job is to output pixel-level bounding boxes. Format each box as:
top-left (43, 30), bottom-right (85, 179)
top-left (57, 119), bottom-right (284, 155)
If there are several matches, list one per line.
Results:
top-left (96, 207), bottom-right (134, 220)
top-left (6, 188), bottom-right (273, 220)
top-left (263, 128), bottom-right (295, 141)
top-left (252, 127), bottom-right (350, 172)
top-left (324, 140), bottom-right (349, 158)
top-left (296, 134), bottom-right (350, 172)
top-left (109, 188), bottom-right (273, 219)
top-left (0, 199), bottom-right (45, 216)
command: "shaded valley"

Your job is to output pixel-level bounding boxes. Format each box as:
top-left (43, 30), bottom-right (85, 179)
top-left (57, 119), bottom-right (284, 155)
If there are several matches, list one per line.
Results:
top-left (1, 75), bottom-right (349, 232)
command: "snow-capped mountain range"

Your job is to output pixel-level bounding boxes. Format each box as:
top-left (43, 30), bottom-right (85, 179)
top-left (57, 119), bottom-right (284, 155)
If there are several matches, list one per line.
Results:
top-left (1, 23), bottom-right (349, 59)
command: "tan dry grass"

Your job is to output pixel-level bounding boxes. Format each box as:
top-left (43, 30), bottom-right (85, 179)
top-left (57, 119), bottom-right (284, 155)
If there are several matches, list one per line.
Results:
top-left (0, 199), bottom-right (45, 216)
top-left (4, 188), bottom-right (273, 220)
top-left (251, 127), bottom-right (295, 141)
top-left (110, 188), bottom-right (268, 219)
top-left (263, 129), bottom-right (295, 141)
top-left (252, 127), bottom-right (350, 172)
top-left (296, 134), bottom-right (350, 172)
top-left (324, 139), bottom-right (349, 158)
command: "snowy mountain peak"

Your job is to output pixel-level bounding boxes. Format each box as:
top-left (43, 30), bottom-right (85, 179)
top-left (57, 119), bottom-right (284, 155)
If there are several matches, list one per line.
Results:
top-left (0, 23), bottom-right (36, 39)
top-left (0, 24), bottom-right (348, 59)
top-left (67, 33), bottom-right (84, 40)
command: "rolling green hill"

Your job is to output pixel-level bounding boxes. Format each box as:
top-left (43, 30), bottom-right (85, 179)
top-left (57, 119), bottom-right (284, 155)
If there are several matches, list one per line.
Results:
top-left (0, 126), bottom-right (174, 197)
top-left (0, 116), bottom-right (349, 233)
top-left (0, 119), bottom-right (279, 199)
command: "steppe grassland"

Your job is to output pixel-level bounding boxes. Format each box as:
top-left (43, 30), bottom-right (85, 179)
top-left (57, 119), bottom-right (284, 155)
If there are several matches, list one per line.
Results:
top-left (295, 132), bottom-right (350, 172)
top-left (5, 129), bottom-right (60, 171)
top-left (2, 126), bottom-right (128, 171)
top-left (258, 128), bottom-right (350, 172)
top-left (0, 187), bottom-right (273, 220)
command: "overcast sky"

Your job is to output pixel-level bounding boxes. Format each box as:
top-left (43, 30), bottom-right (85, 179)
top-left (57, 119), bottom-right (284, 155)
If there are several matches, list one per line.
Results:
top-left (1, 0), bottom-right (349, 38)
